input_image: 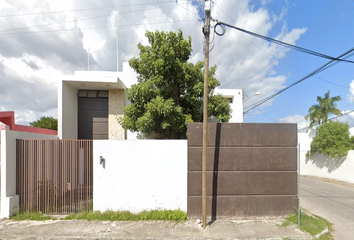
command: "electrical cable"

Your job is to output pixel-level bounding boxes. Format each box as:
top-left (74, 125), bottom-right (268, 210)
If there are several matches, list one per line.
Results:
top-left (210, 4), bottom-right (352, 92)
top-left (170, 0), bottom-right (202, 20)
top-left (299, 0), bottom-right (354, 48)
top-left (243, 48), bottom-right (354, 113)
top-left (214, 20), bottom-right (354, 64)
top-left (0, 0), bottom-right (181, 18)
top-left (298, 109), bottom-right (354, 131)
top-left (244, 92), bottom-right (275, 122)
top-left (0, 19), bottom-right (199, 36)
top-left (0, 3), bottom-right (191, 34)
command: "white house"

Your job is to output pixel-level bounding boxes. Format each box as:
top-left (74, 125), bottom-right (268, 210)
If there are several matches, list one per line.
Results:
top-left (58, 63), bottom-right (243, 140)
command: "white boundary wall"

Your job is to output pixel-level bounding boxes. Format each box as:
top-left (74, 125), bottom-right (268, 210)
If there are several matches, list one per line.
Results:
top-left (0, 127), bottom-right (58, 218)
top-left (299, 130), bottom-right (354, 184)
top-left (93, 140), bottom-right (187, 213)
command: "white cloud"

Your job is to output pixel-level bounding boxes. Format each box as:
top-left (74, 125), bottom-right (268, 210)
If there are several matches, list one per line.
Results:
top-left (279, 114), bottom-right (309, 130)
top-left (279, 110), bottom-right (354, 133)
top-left (337, 110), bottom-right (354, 128)
top-left (0, 0), bottom-right (307, 125)
top-left (210, 1), bottom-right (306, 113)
top-left (347, 80), bottom-right (354, 103)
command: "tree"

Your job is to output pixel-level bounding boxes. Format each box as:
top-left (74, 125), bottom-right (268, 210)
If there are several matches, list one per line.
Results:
top-left (30, 116), bottom-right (58, 130)
top-left (119, 30), bottom-right (231, 139)
top-left (305, 90), bottom-right (341, 128)
top-left (309, 121), bottom-right (351, 158)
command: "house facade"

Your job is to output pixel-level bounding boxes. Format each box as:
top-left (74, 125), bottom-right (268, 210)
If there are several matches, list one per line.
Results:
top-left (58, 63), bottom-right (243, 140)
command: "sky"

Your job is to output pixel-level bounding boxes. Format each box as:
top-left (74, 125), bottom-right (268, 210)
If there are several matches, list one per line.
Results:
top-left (0, 0), bottom-right (353, 131)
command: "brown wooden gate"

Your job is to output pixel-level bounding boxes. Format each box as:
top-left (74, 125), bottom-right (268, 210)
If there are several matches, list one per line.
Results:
top-left (16, 139), bottom-right (93, 214)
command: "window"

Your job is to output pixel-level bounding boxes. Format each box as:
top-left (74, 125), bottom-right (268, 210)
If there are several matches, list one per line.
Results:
top-left (78, 90), bottom-right (108, 99)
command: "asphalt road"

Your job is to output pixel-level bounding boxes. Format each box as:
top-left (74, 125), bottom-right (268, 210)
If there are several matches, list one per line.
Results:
top-left (300, 177), bottom-right (354, 240)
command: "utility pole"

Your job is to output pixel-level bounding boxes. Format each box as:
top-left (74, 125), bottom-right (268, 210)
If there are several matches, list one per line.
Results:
top-left (202, 0), bottom-right (211, 230)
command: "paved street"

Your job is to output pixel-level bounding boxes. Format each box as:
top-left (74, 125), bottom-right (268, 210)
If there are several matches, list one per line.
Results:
top-left (300, 176), bottom-right (354, 240)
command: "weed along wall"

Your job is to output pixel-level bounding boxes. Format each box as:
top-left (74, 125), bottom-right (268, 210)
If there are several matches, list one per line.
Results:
top-left (93, 140), bottom-right (187, 213)
top-left (187, 123), bottom-right (298, 219)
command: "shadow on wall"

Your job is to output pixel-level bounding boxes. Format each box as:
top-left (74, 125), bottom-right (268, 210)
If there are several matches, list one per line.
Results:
top-left (306, 153), bottom-right (346, 173)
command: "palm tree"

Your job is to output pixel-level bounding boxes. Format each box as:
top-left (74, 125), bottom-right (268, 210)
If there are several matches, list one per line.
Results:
top-left (305, 90), bottom-right (341, 128)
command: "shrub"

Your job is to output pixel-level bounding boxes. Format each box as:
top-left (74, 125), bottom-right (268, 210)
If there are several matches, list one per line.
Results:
top-left (309, 121), bottom-right (351, 158)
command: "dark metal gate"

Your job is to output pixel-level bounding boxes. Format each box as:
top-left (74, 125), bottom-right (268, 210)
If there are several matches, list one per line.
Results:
top-left (187, 123), bottom-right (298, 219)
top-left (16, 139), bottom-right (93, 214)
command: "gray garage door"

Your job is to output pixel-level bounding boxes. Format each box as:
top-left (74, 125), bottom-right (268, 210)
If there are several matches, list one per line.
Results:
top-left (78, 90), bottom-right (108, 139)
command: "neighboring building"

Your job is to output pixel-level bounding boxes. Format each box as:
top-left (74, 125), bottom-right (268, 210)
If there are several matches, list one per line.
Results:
top-left (214, 88), bottom-right (243, 123)
top-left (58, 63), bottom-right (243, 140)
top-left (58, 62), bottom-right (137, 140)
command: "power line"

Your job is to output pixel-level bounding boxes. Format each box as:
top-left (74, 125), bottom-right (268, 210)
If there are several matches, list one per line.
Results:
top-left (170, 0), bottom-right (202, 20)
top-left (298, 109), bottom-right (354, 131)
top-left (0, 3), bottom-right (190, 34)
top-left (244, 92), bottom-right (275, 122)
top-left (212, 2), bottom-right (298, 94)
top-left (214, 20), bottom-right (354, 64)
top-left (298, 0), bottom-right (354, 48)
top-left (0, 19), bottom-right (199, 36)
top-left (209, 13), bottom-right (353, 94)
top-left (0, 1), bottom-right (179, 18)
top-left (243, 48), bottom-right (354, 113)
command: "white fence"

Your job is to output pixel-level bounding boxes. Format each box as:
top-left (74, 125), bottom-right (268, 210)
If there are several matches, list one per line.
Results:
top-left (299, 131), bottom-right (354, 184)
top-left (93, 140), bottom-right (187, 213)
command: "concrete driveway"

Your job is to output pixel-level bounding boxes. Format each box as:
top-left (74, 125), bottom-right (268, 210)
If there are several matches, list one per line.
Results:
top-left (300, 176), bottom-right (354, 240)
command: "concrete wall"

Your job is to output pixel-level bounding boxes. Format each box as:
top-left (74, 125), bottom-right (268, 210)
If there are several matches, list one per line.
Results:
top-left (108, 89), bottom-right (125, 140)
top-left (299, 131), bottom-right (354, 184)
top-left (0, 127), bottom-right (58, 218)
top-left (187, 123), bottom-right (298, 219)
top-left (93, 140), bottom-right (187, 213)
top-left (58, 81), bottom-right (78, 139)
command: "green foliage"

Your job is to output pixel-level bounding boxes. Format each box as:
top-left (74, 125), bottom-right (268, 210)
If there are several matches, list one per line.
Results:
top-left (305, 90), bottom-right (341, 128)
top-left (350, 136), bottom-right (354, 150)
top-left (283, 210), bottom-right (333, 239)
top-left (120, 29), bottom-right (231, 139)
top-left (310, 121), bottom-right (351, 158)
top-left (30, 116), bottom-right (57, 130)
top-left (64, 209), bottom-right (187, 221)
top-left (11, 211), bottom-right (55, 221)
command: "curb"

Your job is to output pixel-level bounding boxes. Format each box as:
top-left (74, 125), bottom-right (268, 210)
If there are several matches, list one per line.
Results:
top-left (315, 227), bottom-right (329, 239)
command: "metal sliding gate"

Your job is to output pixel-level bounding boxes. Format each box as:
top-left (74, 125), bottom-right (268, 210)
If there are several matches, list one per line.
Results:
top-left (16, 139), bottom-right (93, 214)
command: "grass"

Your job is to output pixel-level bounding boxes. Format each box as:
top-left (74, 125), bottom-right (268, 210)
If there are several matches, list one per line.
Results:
top-left (10, 211), bottom-right (55, 221)
top-left (281, 210), bottom-right (334, 240)
top-left (10, 209), bottom-right (187, 222)
top-left (64, 209), bottom-right (188, 221)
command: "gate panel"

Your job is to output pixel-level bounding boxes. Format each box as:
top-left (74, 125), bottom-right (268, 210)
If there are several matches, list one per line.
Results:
top-left (187, 123), bottom-right (298, 219)
top-left (16, 139), bottom-right (93, 214)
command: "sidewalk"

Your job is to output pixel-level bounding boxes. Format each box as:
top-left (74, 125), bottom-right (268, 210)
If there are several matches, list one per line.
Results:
top-left (0, 218), bottom-right (313, 240)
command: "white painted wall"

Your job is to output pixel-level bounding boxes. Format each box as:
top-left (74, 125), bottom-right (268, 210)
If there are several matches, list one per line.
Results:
top-left (119, 62), bottom-right (138, 88)
top-left (298, 130), bottom-right (354, 184)
top-left (0, 127), bottom-right (58, 218)
top-left (93, 140), bottom-right (187, 213)
top-left (214, 88), bottom-right (243, 123)
top-left (58, 81), bottom-right (78, 139)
